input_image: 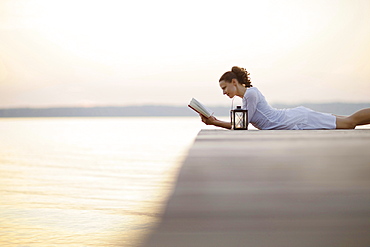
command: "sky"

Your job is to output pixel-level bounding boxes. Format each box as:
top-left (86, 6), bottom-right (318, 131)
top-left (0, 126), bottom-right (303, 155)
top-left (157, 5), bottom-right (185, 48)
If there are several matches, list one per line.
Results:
top-left (0, 0), bottom-right (369, 108)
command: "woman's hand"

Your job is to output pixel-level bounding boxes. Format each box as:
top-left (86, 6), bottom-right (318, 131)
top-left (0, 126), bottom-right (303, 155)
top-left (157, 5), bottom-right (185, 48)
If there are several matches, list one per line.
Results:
top-left (199, 114), bottom-right (232, 129)
top-left (200, 114), bottom-right (218, 125)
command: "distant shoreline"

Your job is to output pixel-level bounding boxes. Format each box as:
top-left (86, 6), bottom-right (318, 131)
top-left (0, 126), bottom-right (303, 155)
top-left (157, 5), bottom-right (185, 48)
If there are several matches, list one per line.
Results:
top-left (0, 103), bottom-right (369, 118)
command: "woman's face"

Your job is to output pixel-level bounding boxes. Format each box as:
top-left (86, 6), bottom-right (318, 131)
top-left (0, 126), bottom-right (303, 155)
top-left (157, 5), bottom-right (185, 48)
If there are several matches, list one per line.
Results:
top-left (219, 80), bottom-right (236, 98)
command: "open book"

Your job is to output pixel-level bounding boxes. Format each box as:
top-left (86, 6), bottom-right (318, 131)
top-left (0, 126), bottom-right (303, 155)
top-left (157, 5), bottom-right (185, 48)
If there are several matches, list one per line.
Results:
top-left (188, 98), bottom-right (214, 118)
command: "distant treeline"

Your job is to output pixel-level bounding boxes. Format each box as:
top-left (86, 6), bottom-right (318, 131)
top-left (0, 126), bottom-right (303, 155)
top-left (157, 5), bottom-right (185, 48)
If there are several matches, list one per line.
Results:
top-left (0, 103), bottom-right (369, 118)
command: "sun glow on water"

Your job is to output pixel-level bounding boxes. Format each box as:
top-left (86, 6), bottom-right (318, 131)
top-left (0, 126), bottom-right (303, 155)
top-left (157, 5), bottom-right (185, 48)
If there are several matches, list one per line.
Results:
top-left (0, 117), bottom-right (207, 246)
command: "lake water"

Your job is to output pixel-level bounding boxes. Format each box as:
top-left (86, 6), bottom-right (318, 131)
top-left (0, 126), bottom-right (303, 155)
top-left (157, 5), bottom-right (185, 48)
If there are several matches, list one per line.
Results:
top-left (1, 116), bottom-right (368, 247)
top-left (0, 116), bottom-right (217, 247)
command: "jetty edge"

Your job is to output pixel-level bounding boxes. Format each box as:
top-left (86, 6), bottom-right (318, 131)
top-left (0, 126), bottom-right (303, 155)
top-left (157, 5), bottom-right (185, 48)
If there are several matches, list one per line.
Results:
top-left (143, 129), bottom-right (370, 247)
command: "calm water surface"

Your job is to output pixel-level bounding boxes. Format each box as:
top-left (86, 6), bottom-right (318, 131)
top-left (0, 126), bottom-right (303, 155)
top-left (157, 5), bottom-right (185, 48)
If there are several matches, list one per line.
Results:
top-left (0, 117), bottom-right (211, 247)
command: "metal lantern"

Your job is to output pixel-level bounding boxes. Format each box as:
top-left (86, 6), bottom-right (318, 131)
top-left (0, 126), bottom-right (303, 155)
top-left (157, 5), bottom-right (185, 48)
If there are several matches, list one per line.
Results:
top-left (230, 106), bottom-right (248, 130)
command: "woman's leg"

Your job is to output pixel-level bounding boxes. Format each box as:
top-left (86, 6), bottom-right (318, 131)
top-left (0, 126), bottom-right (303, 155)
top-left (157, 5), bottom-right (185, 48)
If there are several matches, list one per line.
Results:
top-left (336, 108), bottom-right (370, 129)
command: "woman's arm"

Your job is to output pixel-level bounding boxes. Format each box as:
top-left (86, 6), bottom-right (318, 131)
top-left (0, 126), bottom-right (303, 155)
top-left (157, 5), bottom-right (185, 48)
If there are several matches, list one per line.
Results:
top-left (243, 88), bottom-right (258, 126)
top-left (200, 114), bottom-right (232, 129)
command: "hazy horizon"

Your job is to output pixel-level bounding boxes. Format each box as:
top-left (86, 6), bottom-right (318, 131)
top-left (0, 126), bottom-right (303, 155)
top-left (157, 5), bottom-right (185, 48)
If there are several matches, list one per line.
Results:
top-left (0, 101), bottom-right (370, 109)
top-left (1, 0), bottom-right (370, 108)
top-left (1, 102), bottom-right (369, 118)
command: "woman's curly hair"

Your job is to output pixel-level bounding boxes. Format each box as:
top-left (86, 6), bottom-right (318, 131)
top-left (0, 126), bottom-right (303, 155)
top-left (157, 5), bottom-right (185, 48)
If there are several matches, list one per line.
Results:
top-left (219, 66), bottom-right (252, 88)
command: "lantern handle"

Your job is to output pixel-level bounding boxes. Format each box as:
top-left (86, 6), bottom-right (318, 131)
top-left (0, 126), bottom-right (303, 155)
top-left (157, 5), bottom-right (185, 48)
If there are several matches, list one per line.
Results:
top-left (231, 97), bottom-right (235, 112)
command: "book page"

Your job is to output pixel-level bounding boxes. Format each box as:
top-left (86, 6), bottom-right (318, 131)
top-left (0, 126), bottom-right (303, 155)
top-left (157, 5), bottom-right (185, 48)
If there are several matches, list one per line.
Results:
top-left (188, 98), bottom-right (213, 118)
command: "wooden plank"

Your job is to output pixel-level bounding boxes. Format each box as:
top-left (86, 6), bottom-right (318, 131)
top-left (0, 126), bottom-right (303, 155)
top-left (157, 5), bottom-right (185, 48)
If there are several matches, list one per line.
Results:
top-left (143, 130), bottom-right (370, 247)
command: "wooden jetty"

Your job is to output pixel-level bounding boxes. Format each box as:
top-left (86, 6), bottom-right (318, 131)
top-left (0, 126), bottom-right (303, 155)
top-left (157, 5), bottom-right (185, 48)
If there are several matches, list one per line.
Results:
top-left (143, 129), bottom-right (370, 247)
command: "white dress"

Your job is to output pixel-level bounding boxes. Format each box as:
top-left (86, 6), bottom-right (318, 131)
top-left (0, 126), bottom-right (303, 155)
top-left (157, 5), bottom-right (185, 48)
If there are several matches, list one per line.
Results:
top-left (242, 87), bottom-right (336, 130)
